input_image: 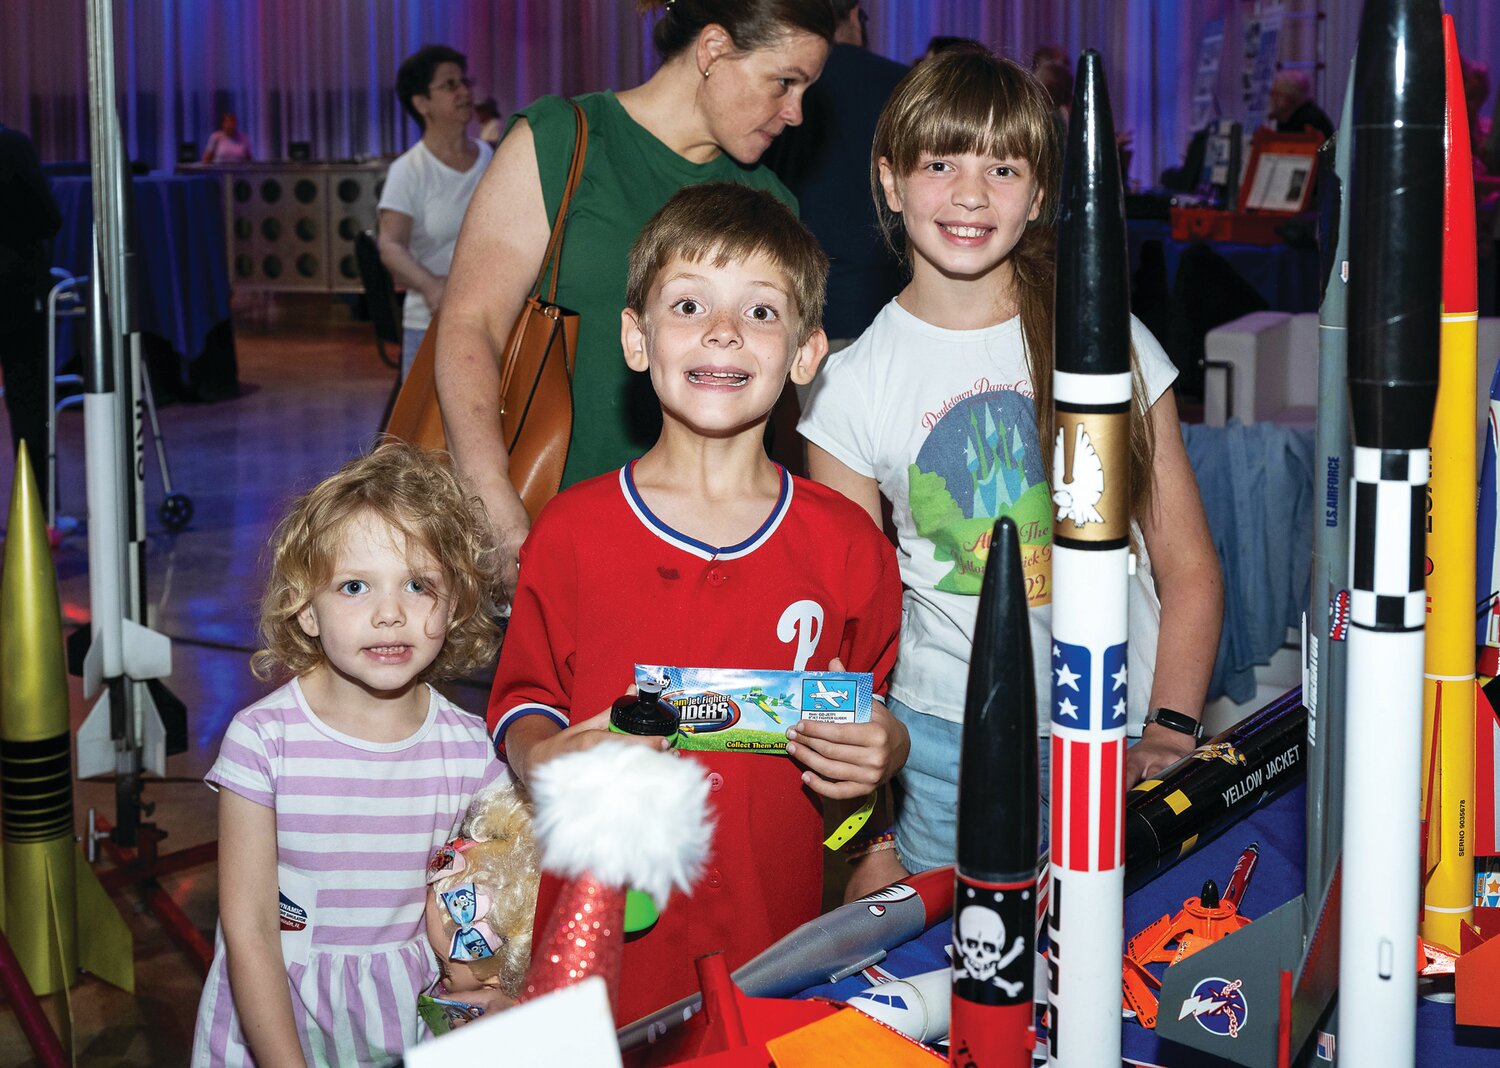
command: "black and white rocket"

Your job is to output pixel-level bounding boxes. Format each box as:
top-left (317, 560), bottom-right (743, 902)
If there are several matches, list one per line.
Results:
top-left (1339, 0), bottom-right (1443, 1061)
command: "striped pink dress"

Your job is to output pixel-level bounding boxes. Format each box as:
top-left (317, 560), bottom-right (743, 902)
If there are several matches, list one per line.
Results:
top-left (191, 679), bottom-right (505, 1066)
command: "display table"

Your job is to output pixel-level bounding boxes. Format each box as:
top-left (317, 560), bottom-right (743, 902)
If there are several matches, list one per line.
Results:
top-left (50, 174), bottom-right (239, 401)
top-left (795, 783), bottom-right (1500, 1066)
top-left (1128, 218), bottom-right (1322, 315)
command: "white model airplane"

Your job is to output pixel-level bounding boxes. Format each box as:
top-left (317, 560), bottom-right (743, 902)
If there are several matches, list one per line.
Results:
top-left (808, 681), bottom-right (850, 706)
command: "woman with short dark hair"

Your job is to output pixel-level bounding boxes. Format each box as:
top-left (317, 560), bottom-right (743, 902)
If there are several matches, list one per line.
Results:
top-left (378, 45), bottom-right (491, 378)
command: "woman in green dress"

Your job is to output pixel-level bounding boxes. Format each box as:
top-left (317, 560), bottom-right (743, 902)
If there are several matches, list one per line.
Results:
top-left (437, 0), bottom-right (834, 599)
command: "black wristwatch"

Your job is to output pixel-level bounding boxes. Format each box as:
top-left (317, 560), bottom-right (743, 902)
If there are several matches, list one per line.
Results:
top-left (1146, 707), bottom-right (1202, 742)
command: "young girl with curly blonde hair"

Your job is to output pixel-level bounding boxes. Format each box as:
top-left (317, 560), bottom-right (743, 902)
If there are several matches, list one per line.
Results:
top-left (194, 442), bottom-right (507, 1066)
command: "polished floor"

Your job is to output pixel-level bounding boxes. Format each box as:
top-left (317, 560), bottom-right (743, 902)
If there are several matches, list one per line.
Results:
top-left (0, 295), bottom-right (493, 1065)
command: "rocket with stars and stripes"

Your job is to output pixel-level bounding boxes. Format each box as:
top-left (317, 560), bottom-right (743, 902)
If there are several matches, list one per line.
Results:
top-left (1046, 48), bottom-right (1131, 1068)
top-left (1338, 0), bottom-right (1443, 1062)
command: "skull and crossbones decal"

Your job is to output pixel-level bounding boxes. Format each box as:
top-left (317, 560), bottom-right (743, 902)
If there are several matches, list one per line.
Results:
top-left (955, 904), bottom-right (1026, 995)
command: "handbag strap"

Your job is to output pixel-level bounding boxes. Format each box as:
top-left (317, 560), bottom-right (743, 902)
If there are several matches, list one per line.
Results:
top-left (534, 99), bottom-right (589, 305)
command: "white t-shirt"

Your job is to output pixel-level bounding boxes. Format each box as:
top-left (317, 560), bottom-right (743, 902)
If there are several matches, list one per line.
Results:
top-left (799, 299), bottom-right (1178, 734)
top-left (377, 138), bottom-right (493, 331)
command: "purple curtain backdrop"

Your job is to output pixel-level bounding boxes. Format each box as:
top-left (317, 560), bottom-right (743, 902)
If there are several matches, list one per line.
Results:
top-left (1, 1), bottom-right (1496, 187)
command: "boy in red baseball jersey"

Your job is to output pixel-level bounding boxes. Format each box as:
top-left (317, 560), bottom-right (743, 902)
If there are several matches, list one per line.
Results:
top-left (488, 183), bottom-right (905, 1026)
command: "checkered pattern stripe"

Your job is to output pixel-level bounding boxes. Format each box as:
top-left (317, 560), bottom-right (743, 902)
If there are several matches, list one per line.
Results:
top-left (1350, 446), bottom-right (1428, 631)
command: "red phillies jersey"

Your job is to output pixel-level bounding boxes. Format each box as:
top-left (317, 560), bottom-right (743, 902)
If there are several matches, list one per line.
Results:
top-left (489, 463), bottom-right (901, 1026)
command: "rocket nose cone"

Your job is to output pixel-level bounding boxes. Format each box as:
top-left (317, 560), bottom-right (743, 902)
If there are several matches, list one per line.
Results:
top-left (1353, 0), bottom-right (1444, 128)
top-left (5, 441), bottom-right (45, 546)
top-left (982, 517), bottom-right (1032, 687)
top-left (1068, 49), bottom-right (1120, 174)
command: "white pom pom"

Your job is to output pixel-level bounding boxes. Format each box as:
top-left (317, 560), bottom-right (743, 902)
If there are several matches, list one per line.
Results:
top-left (528, 744), bottom-right (713, 906)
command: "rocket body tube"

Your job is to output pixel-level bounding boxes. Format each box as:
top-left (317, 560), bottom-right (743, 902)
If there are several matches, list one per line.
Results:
top-left (1419, 13), bottom-right (1479, 950)
top-left (1339, 1), bottom-right (1444, 1063)
top-left (618, 866), bottom-right (954, 1050)
top-left (950, 519), bottom-right (1037, 1068)
top-left (1048, 49), bottom-right (1131, 1068)
top-left (1124, 688), bottom-right (1304, 895)
top-left (1304, 62), bottom-right (1354, 928)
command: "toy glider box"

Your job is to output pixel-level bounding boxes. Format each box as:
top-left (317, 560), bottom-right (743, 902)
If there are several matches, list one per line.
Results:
top-left (1170, 128), bottom-right (1323, 245)
top-left (634, 665), bottom-right (873, 755)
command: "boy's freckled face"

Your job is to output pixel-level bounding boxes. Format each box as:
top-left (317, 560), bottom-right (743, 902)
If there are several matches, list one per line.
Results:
top-left (622, 252), bottom-right (824, 437)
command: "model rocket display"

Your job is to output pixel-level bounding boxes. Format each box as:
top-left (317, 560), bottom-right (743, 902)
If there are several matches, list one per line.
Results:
top-left (618, 866), bottom-right (954, 1052)
top-left (1339, 0), bottom-right (1443, 1061)
top-left (949, 518), bottom-right (1037, 1068)
top-left (0, 445), bottom-right (133, 998)
top-left (77, 0), bottom-right (173, 833)
top-left (1420, 12), bottom-right (1480, 951)
top-left (1047, 48), bottom-right (1131, 1068)
top-left (1303, 61), bottom-right (1355, 937)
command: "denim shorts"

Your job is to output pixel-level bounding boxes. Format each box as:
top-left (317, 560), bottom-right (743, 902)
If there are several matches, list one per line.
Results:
top-left (889, 696), bottom-right (1051, 874)
top-left (401, 327), bottom-right (424, 380)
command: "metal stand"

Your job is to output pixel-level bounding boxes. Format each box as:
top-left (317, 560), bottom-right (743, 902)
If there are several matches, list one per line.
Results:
top-left (86, 808), bottom-right (215, 978)
top-left (0, 928), bottom-right (69, 1068)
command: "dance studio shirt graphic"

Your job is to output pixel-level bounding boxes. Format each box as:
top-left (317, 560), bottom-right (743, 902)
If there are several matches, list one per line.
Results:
top-left (910, 381), bottom-right (1051, 604)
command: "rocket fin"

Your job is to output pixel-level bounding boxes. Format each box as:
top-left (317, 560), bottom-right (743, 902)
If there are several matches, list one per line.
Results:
top-left (43, 855), bottom-right (76, 1053)
top-left (138, 682), bottom-right (167, 777)
top-left (73, 845), bottom-right (133, 993)
top-left (76, 690), bottom-right (115, 780)
top-left (82, 629), bottom-right (102, 698)
top-left (1156, 896), bottom-right (1305, 1067)
top-left (120, 618), bottom-right (171, 679)
top-left (1422, 690), bottom-right (1443, 881)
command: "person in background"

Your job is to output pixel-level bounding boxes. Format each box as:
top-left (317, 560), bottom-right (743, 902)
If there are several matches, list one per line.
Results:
top-left (378, 45), bottom-right (492, 379)
top-left (919, 35), bottom-right (986, 64)
top-left (474, 98), bottom-right (503, 147)
top-left (763, 1), bottom-right (907, 352)
top-left (1030, 45), bottom-right (1073, 149)
top-left (1267, 70), bottom-right (1333, 141)
top-left (0, 119), bottom-right (62, 490)
top-left (201, 112), bottom-right (253, 162)
top-left (436, 0), bottom-right (835, 602)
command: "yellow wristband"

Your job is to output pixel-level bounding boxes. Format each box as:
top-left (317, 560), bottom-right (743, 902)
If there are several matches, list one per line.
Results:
top-left (823, 792), bottom-right (878, 851)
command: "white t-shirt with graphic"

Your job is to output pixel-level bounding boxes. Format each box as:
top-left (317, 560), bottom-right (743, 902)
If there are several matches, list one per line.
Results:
top-left (799, 299), bottom-right (1178, 733)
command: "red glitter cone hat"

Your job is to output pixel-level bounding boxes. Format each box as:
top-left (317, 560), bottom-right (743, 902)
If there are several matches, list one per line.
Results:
top-left (522, 744), bottom-right (713, 1012)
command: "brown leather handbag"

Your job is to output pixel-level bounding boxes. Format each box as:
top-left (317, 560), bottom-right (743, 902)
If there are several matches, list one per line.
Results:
top-left (385, 100), bottom-right (589, 520)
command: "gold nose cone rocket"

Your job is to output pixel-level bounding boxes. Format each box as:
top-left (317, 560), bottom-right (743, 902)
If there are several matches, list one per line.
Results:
top-left (1, 442), bottom-right (133, 997)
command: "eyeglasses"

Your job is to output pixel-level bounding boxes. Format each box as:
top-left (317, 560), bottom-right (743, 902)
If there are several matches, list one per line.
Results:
top-left (427, 76), bottom-right (473, 94)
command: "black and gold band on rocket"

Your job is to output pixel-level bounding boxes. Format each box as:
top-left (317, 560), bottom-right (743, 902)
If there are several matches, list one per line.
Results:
top-left (1052, 406), bottom-right (1129, 548)
top-left (0, 732), bottom-right (74, 842)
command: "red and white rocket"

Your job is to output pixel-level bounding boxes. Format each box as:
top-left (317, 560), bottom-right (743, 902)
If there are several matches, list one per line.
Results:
top-left (1047, 49), bottom-right (1132, 1067)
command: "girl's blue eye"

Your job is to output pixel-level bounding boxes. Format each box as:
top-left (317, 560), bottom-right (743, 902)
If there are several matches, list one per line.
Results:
top-left (405, 578), bottom-right (428, 594)
top-left (339, 579), bottom-right (368, 595)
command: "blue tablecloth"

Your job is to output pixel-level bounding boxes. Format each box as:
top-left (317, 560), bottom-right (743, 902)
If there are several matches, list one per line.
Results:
top-left (796, 783), bottom-right (1500, 1066)
top-left (1128, 218), bottom-right (1322, 314)
top-left (49, 174), bottom-right (237, 400)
